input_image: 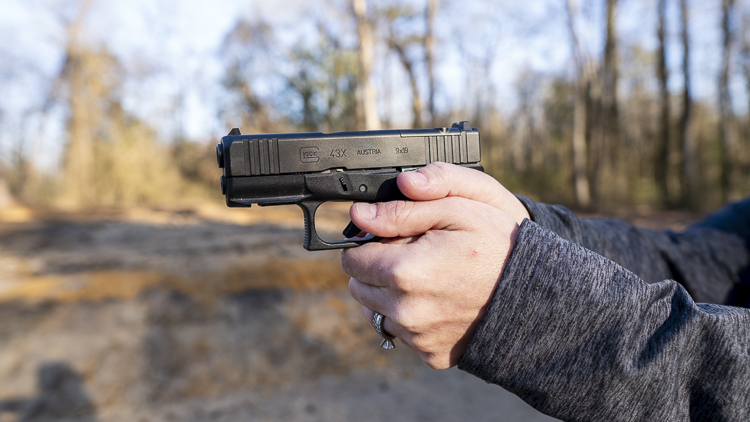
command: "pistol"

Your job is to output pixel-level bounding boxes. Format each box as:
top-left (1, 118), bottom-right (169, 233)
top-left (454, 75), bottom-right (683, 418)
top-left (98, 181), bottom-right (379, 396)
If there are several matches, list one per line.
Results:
top-left (216, 121), bottom-right (483, 251)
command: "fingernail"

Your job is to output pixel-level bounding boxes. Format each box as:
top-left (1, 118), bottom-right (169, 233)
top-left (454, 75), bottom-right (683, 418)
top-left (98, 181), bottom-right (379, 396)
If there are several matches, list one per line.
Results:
top-left (407, 171), bottom-right (428, 187)
top-left (355, 203), bottom-right (377, 220)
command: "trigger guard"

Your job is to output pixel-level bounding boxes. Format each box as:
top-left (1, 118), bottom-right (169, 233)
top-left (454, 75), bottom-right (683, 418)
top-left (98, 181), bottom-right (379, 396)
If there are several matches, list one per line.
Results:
top-left (298, 201), bottom-right (381, 251)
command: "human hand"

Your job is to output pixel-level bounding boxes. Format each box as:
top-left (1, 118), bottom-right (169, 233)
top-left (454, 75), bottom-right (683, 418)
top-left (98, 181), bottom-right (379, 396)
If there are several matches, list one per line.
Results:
top-left (341, 162), bottom-right (524, 369)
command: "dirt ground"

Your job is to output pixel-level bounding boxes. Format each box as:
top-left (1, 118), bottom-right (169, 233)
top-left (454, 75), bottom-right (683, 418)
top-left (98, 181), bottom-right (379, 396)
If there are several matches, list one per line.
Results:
top-left (0, 202), bottom-right (702, 422)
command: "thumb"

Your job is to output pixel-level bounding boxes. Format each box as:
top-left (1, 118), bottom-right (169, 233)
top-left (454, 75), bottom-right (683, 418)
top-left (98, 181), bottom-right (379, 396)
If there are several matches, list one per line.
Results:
top-left (397, 162), bottom-right (529, 225)
top-left (350, 198), bottom-right (473, 239)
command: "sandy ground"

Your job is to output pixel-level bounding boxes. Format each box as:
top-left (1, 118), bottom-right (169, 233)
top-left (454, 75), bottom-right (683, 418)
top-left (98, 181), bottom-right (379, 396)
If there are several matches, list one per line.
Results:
top-left (0, 203), bottom-right (701, 421)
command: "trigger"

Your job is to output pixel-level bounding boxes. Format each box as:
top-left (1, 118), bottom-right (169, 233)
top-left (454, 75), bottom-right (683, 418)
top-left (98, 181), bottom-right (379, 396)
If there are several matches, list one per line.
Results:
top-left (342, 221), bottom-right (362, 238)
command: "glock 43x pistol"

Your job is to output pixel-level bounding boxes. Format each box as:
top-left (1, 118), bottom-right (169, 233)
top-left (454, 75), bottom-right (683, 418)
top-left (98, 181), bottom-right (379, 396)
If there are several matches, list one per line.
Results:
top-left (216, 121), bottom-right (483, 251)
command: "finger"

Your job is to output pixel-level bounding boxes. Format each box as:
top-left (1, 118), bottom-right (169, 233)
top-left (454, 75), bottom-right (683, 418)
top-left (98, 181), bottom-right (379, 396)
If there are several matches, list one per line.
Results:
top-left (349, 196), bottom-right (473, 240)
top-left (348, 277), bottom-right (391, 312)
top-left (342, 242), bottom-right (395, 287)
top-left (397, 162), bottom-right (530, 224)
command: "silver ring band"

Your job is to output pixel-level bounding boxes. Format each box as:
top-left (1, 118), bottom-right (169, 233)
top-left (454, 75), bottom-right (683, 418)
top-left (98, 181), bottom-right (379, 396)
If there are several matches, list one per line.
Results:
top-left (372, 312), bottom-right (395, 350)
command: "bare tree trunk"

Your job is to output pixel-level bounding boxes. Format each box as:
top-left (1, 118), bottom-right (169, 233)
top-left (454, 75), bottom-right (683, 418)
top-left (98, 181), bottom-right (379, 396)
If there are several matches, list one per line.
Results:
top-left (62, 0), bottom-right (96, 207)
top-left (352, 0), bottom-right (381, 130)
top-left (745, 24), bottom-right (750, 125)
top-left (719, 0), bottom-right (736, 202)
top-left (474, 53), bottom-right (495, 137)
top-left (566, 0), bottom-right (591, 209)
top-left (390, 42), bottom-right (423, 128)
top-left (679, 0), bottom-right (695, 206)
top-left (742, 12), bottom-right (750, 178)
top-left (655, 0), bottom-right (670, 206)
top-left (591, 0), bottom-right (618, 205)
top-left (425, 0), bottom-right (438, 127)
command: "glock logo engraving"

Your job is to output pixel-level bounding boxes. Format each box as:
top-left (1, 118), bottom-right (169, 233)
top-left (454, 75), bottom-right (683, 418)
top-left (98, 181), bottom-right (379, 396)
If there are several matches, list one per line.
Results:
top-left (300, 146), bottom-right (320, 163)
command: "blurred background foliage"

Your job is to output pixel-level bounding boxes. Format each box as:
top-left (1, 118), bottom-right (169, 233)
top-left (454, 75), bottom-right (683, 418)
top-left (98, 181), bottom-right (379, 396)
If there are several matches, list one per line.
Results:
top-left (1, 0), bottom-right (750, 212)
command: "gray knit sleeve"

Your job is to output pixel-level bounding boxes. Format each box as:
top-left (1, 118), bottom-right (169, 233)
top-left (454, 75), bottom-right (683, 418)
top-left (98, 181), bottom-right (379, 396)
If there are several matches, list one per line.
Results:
top-left (516, 196), bottom-right (750, 306)
top-left (459, 220), bottom-right (750, 421)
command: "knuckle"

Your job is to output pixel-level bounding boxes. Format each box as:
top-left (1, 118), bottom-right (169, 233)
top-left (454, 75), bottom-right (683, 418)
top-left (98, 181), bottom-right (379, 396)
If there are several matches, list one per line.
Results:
top-left (387, 260), bottom-right (416, 291)
top-left (387, 305), bottom-right (406, 327)
top-left (382, 200), bottom-right (414, 227)
top-left (374, 255), bottom-right (396, 282)
top-left (389, 304), bottom-right (419, 333)
top-left (397, 311), bottom-right (425, 334)
top-left (384, 202), bottom-right (398, 222)
top-left (397, 201), bottom-right (415, 225)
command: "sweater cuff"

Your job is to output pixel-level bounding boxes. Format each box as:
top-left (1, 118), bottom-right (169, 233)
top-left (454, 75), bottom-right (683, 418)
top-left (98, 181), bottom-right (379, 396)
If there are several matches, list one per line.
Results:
top-left (515, 195), bottom-right (585, 244)
top-left (457, 218), bottom-right (546, 377)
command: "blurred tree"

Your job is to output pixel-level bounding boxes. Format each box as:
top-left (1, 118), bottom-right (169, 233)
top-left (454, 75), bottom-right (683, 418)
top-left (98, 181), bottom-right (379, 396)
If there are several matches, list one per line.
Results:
top-left (0, 107), bottom-right (12, 207)
top-left (382, 4), bottom-right (424, 128)
top-left (93, 106), bottom-right (183, 205)
top-left (0, 177), bottom-right (13, 208)
top-left (679, 0), bottom-right (695, 206)
top-left (352, 0), bottom-right (382, 129)
top-left (314, 23), bottom-right (360, 131)
top-left (740, 9), bottom-right (750, 193)
top-left (539, 76), bottom-right (576, 204)
top-left (60, 48), bottom-right (103, 207)
top-left (590, 0), bottom-right (619, 205)
top-left (58, 0), bottom-right (98, 206)
top-left (565, 0), bottom-right (592, 208)
top-left (221, 14), bottom-right (360, 134)
top-left (513, 71), bottom-right (544, 172)
top-left (0, 65), bottom-right (11, 207)
top-left (171, 141), bottom-right (219, 197)
top-left (220, 19), bottom-right (278, 134)
top-left (655, 0), bottom-right (671, 206)
top-left (744, 11), bottom-right (750, 124)
top-left (719, 0), bottom-right (737, 202)
top-left (287, 49), bottom-right (324, 132)
top-left (425, 0), bottom-right (439, 127)
top-left (286, 37), bottom-right (359, 132)
top-left (744, 12), bottom-right (750, 123)
top-left (50, 0), bottom-right (185, 207)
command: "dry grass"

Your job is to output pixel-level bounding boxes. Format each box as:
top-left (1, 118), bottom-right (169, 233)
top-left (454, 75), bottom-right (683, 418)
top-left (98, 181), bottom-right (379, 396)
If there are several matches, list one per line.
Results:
top-left (0, 257), bottom-right (347, 305)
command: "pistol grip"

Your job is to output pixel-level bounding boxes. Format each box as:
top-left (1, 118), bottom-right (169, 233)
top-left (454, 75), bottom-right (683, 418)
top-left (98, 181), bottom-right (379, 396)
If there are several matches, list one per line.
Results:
top-left (298, 201), bottom-right (380, 251)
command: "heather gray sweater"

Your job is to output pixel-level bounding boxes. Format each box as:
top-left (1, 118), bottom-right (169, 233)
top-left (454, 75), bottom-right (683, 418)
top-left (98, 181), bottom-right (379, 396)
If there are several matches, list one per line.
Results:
top-left (459, 197), bottom-right (750, 421)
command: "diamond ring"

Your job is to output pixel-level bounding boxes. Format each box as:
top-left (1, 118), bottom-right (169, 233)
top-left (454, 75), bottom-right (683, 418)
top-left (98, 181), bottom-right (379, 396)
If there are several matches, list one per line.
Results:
top-left (372, 312), bottom-right (395, 350)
